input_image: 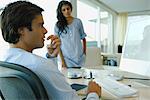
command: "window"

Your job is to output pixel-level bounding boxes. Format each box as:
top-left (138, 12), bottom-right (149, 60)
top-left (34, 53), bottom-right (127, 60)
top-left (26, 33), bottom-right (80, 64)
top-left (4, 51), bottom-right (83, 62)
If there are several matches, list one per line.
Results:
top-left (0, 9), bottom-right (9, 57)
top-left (77, 1), bottom-right (97, 42)
top-left (124, 15), bottom-right (150, 60)
top-left (100, 10), bottom-right (113, 53)
top-left (77, 0), bottom-right (114, 53)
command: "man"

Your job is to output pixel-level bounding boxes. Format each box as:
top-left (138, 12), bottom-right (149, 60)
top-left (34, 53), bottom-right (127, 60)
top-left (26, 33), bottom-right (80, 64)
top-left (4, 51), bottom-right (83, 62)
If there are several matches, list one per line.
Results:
top-left (0, 1), bottom-right (101, 100)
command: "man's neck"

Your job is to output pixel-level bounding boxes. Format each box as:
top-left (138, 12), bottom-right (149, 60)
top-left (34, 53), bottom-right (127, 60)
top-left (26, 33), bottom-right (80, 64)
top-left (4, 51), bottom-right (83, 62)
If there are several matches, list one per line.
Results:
top-left (10, 43), bottom-right (33, 52)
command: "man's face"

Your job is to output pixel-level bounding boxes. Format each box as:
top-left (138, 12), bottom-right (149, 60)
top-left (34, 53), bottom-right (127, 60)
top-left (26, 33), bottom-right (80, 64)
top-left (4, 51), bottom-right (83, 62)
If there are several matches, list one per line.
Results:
top-left (21, 15), bottom-right (47, 52)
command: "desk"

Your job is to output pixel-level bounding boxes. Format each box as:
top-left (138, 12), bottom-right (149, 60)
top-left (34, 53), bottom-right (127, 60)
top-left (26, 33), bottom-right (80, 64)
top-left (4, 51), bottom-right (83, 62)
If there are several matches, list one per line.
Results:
top-left (61, 68), bottom-right (150, 100)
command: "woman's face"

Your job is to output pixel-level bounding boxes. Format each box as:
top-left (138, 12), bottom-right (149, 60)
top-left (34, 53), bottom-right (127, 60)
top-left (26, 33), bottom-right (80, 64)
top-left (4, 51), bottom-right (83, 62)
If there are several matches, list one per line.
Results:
top-left (61, 5), bottom-right (72, 18)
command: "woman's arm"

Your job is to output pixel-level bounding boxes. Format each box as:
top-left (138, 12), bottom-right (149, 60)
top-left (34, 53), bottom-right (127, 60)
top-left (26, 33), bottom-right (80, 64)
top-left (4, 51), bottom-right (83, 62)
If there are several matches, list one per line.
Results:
top-left (59, 49), bottom-right (67, 68)
top-left (82, 38), bottom-right (86, 55)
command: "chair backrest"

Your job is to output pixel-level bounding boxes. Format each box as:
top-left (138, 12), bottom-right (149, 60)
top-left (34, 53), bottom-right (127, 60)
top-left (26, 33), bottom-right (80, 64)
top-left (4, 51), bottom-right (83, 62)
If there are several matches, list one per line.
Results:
top-left (84, 47), bottom-right (103, 69)
top-left (0, 61), bottom-right (49, 100)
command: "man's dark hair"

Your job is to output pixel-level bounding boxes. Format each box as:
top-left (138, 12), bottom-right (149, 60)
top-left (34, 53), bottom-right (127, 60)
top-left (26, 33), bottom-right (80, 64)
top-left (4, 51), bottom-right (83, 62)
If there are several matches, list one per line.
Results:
top-left (56, 0), bottom-right (72, 34)
top-left (0, 1), bottom-right (44, 44)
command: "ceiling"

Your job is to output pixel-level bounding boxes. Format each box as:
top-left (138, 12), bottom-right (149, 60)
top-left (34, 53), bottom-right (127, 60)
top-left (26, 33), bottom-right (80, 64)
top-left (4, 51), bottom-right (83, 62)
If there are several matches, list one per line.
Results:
top-left (98, 0), bottom-right (150, 13)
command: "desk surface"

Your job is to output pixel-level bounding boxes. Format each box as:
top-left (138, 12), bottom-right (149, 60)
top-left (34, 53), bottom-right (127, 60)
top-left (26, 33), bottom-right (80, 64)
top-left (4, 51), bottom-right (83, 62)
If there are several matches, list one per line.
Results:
top-left (61, 67), bottom-right (150, 100)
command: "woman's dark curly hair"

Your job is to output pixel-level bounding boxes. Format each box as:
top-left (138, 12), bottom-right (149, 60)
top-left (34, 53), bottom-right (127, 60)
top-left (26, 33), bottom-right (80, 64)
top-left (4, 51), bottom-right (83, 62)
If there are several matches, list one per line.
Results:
top-left (56, 0), bottom-right (72, 34)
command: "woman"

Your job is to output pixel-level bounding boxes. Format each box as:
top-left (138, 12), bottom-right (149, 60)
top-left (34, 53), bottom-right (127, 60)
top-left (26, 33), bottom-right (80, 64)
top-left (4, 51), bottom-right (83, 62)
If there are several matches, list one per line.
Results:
top-left (54, 0), bottom-right (86, 68)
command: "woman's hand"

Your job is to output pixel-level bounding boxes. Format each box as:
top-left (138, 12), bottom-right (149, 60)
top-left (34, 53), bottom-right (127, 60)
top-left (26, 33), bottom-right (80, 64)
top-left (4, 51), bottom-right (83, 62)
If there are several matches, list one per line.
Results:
top-left (62, 60), bottom-right (67, 68)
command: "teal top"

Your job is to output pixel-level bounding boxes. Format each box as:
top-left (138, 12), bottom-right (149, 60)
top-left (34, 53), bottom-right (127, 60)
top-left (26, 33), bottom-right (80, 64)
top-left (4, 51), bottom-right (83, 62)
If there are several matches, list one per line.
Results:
top-left (54, 18), bottom-right (86, 68)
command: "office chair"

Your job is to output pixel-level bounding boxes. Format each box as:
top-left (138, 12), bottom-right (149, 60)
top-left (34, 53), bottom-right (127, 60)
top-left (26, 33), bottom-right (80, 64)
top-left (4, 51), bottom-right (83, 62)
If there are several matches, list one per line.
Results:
top-left (0, 61), bottom-right (49, 100)
top-left (84, 47), bottom-right (103, 69)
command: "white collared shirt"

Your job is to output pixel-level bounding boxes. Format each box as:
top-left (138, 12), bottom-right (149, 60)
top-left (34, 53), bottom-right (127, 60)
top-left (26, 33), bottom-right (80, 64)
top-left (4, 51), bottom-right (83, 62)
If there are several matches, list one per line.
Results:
top-left (0, 48), bottom-right (99, 100)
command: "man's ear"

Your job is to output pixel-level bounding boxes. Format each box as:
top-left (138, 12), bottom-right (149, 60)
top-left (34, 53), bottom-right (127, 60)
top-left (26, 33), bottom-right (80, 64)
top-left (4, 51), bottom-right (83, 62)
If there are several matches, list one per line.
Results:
top-left (18, 27), bottom-right (25, 35)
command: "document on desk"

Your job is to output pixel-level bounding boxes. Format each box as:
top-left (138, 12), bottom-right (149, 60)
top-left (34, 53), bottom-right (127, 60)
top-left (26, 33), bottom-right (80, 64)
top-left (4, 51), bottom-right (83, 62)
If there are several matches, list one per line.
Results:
top-left (95, 78), bottom-right (138, 98)
top-left (76, 87), bottom-right (87, 96)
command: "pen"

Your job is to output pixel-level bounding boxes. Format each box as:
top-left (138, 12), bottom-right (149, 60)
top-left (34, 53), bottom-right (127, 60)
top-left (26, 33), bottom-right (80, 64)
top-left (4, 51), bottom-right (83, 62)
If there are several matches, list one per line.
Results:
top-left (90, 71), bottom-right (93, 80)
